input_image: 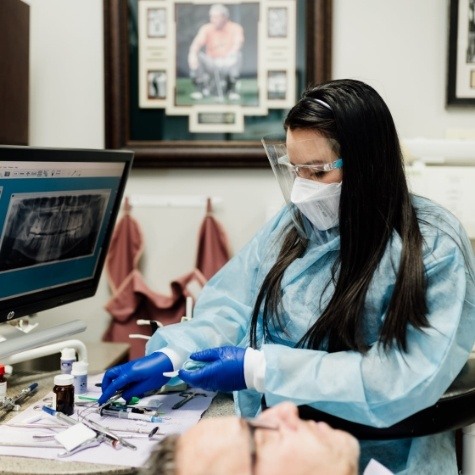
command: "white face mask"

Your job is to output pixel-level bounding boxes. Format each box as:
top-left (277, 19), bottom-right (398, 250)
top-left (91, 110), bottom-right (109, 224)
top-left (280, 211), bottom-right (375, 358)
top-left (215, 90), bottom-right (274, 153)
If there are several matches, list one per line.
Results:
top-left (290, 177), bottom-right (342, 230)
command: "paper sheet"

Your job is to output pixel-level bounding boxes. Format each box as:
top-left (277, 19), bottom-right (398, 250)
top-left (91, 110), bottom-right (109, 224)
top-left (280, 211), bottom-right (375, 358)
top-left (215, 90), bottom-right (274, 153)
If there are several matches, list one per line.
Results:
top-left (0, 374), bottom-right (215, 468)
top-left (363, 459), bottom-right (395, 475)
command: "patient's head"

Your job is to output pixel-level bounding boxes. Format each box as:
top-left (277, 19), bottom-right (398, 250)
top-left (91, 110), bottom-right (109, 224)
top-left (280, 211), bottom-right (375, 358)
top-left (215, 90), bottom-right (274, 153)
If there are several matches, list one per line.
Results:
top-left (142, 402), bottom-right (359, 475)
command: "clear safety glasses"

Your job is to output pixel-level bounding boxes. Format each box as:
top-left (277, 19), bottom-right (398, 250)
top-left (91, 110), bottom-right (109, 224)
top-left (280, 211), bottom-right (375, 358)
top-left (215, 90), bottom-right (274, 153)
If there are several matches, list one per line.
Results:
top-left (261, 134), bottom-right (342, 203)
top-left (279, 156), bottom-right (343, 181)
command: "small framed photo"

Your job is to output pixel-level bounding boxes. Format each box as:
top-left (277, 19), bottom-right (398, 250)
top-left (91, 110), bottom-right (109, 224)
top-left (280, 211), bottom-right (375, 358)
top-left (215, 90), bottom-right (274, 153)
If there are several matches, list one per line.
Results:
top-left (267, 7), bottom-right (288, 38)
top-left (147, 70), bottom-right (167, 99)
top-left (147, 7), bottom-right (167, 38)
top-left (447, 0), bottom-right (475, 105)
top-left (267, 70), bottom-right (287, 100)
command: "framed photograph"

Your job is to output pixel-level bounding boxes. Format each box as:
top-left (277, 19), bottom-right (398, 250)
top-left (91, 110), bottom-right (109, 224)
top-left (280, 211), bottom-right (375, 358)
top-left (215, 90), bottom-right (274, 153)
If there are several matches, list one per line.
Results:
top-left (104, 0), bottom-right (332, 167)
top-left (447, 0), bottom-right (475, 105)
top-left (146, 7), bottom-right (167, 38)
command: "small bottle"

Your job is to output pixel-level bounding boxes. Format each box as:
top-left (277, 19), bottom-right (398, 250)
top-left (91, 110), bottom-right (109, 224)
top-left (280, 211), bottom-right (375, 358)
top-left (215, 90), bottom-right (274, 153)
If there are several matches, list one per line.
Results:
top-left (53, 374), bottom-right (74, 416)
top-left (71, 360), bottom-right (88, 395)
top-left (60, 348), bottom-right (76, 374)
top-left (0, 365), bottom-right (7, 404)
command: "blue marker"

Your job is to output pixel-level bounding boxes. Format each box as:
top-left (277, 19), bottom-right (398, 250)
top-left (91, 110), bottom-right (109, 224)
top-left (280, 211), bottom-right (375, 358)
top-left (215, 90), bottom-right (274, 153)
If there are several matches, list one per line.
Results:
top-left (41, 405), bottom-right (77, 426)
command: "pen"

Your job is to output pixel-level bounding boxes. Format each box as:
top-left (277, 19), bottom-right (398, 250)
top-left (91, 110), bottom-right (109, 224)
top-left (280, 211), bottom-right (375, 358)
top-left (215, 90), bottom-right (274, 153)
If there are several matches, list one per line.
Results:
top-left (100, 408), bottom-right (162, 423)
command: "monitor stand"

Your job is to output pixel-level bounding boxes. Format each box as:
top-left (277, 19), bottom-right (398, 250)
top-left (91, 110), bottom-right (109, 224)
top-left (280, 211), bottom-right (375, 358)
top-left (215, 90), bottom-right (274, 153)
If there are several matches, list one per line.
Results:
top-left (0, 317), bottom-right (40, 343)
top-left (0, 319), bottom-right (87, 360)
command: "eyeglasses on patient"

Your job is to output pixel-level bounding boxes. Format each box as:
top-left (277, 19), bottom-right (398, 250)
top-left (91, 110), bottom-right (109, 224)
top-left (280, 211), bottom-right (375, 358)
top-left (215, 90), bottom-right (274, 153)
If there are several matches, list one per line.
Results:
top-left (242, 418), bottom-right (279, 473)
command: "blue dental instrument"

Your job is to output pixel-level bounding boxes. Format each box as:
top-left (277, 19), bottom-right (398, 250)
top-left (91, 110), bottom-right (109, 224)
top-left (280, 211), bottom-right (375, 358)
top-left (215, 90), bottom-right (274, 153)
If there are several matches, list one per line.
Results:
top-left (100, 408), bottom-right (162, 423)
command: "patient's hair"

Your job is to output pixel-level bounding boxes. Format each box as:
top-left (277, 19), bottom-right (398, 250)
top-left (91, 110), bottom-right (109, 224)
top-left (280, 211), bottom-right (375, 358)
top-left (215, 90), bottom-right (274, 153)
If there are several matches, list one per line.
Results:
top-left (140, 434), bottom-right (179, 475)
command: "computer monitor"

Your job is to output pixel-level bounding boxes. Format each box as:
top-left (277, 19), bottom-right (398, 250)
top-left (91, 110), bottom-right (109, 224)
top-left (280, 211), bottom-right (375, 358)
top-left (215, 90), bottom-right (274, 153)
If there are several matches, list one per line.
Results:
top-left (0, 145), bottom-right (133, 324)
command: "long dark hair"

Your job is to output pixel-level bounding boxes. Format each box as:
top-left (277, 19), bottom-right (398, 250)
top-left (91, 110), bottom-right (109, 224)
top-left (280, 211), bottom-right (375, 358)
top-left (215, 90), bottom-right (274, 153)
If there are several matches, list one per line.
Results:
top-left (250, 79), bottom-right (428, 353)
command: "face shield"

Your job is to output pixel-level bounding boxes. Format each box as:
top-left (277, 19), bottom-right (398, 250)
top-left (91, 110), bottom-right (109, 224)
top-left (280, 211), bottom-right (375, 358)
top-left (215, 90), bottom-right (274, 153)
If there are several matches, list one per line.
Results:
top-left (262, 133), bottom-right (343, 240)
top-left (262, 134), bottom-right (342, 200)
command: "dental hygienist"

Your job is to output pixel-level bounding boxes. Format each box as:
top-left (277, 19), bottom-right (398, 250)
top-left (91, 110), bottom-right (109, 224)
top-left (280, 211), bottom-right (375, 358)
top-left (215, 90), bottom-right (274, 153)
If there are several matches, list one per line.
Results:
top-left (99, 79), bottom-right (475, 474)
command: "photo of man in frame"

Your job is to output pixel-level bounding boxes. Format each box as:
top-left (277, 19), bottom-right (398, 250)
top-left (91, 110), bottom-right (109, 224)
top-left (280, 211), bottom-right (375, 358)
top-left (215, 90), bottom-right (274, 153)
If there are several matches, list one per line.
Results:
top-left (175, 2), bottom-right (260, 107)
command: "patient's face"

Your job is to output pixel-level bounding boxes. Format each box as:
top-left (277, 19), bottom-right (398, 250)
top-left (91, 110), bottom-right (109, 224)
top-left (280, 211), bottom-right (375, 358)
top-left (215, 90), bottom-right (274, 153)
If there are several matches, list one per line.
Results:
top-left (176, 402), bottom-right (359, 475)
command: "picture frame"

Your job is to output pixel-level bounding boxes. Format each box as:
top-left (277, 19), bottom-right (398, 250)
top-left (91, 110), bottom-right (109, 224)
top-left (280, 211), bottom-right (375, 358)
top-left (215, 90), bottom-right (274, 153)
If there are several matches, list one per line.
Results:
top-left (104, 0), bottom-right (333, 168)
top-left (447, 0), bottom-right (475, 105)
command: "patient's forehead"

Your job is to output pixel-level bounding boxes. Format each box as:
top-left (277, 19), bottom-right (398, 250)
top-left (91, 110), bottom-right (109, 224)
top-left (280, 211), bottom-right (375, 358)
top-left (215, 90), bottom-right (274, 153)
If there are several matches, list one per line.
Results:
top-left (176, 416), bottom-right (251, 475)
top-left (177, 416), bottom-right (245, 451)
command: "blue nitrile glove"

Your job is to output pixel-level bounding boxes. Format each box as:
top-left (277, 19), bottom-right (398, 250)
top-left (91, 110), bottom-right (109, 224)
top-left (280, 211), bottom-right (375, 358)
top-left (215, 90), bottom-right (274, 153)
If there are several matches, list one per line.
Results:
top-left (98, 352), bottom-right (173, 405)
top-left (178, 346), bottom-right (247, 392)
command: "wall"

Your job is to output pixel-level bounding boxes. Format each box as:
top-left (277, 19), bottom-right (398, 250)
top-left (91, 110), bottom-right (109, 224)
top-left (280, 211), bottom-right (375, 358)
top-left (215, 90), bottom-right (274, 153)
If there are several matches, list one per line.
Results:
top-left (333, 1), bottom-right (475, 138)
top-left (24, 0), bottom-right (474, 342)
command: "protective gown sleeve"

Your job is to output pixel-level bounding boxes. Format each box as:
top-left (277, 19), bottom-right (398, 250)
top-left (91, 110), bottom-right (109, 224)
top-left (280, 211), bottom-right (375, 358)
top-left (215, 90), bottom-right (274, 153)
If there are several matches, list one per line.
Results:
top-left (264, 227), bottom-right (475, 427)
top-left (145, 209), bottom-right (286, 364)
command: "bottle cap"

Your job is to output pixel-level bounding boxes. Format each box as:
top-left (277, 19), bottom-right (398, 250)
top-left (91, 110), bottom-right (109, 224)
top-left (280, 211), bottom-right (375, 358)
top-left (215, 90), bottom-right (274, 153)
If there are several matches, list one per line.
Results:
top-left (0, 364), bottom-right (4, 376)
top-left (54, 374), bottom-right (74, 386)
top-left (61, 348), bottom-right (76, 360)
top-left (71, 360), bottom-right (88, 375)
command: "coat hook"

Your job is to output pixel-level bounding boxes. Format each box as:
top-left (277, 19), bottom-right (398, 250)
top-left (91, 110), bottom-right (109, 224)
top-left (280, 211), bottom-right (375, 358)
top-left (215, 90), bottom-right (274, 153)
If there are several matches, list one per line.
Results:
top-left (206, 197), bottom-right (213, 214)
top-left (124, 196), bottom-right (132, 213)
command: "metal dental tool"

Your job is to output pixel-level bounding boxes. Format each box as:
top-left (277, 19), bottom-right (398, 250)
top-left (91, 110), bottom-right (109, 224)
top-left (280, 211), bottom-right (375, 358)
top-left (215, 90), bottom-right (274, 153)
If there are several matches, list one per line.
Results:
top-left (80, 416), bottom-right (137, 451)
top-left (171, 390), bottom-right (207, 410)
top-left (100, 408), bottom-right (162, 423)
top-left (57, 436), bottom-right (103, 458)
top-left (0, 382), bottom-right (38, 421)
top-left (97, 391), bottom-right (124, 410)
top-left (0, 441), bottom-right (62, 449)
top-left (42, 405), bottom-right (136, 451)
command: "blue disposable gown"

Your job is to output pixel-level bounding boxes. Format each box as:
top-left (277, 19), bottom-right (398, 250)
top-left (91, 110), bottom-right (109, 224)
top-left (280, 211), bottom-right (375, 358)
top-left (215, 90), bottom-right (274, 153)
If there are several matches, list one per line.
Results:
top-left (147, 195), bottom-right (475, 474)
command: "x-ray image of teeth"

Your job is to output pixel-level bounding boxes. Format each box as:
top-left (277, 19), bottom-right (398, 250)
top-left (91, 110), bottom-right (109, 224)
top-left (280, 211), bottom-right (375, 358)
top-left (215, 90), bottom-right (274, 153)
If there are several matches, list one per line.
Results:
top-left (0, 191), bottom-right (110, 272)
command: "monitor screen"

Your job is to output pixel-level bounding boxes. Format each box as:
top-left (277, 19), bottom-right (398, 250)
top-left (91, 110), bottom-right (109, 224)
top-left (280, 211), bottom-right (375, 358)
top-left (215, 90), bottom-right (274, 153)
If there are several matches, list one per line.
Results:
top-left (0, 145), bottom-right (133, 324)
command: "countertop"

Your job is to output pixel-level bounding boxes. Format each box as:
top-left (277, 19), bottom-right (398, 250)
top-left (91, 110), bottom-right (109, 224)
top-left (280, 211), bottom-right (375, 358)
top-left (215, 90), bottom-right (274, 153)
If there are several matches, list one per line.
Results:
top-left (0, 342), bottom-right (234, 474)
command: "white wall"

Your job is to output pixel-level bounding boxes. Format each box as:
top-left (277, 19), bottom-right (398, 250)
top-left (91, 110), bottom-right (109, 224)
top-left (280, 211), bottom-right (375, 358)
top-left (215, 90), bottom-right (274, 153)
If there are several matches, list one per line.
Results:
top-left (28, 0), bottom-right (104, 148)
top-left (24, 0), bottom-right (474, 342)
top-left (332, 1), bottom-right (474, 137)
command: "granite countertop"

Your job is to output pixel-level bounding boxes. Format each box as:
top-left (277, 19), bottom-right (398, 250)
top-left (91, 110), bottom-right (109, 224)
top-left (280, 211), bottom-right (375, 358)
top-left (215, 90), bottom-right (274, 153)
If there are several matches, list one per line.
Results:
top-left (0, 343), bottom-right (234, 474)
